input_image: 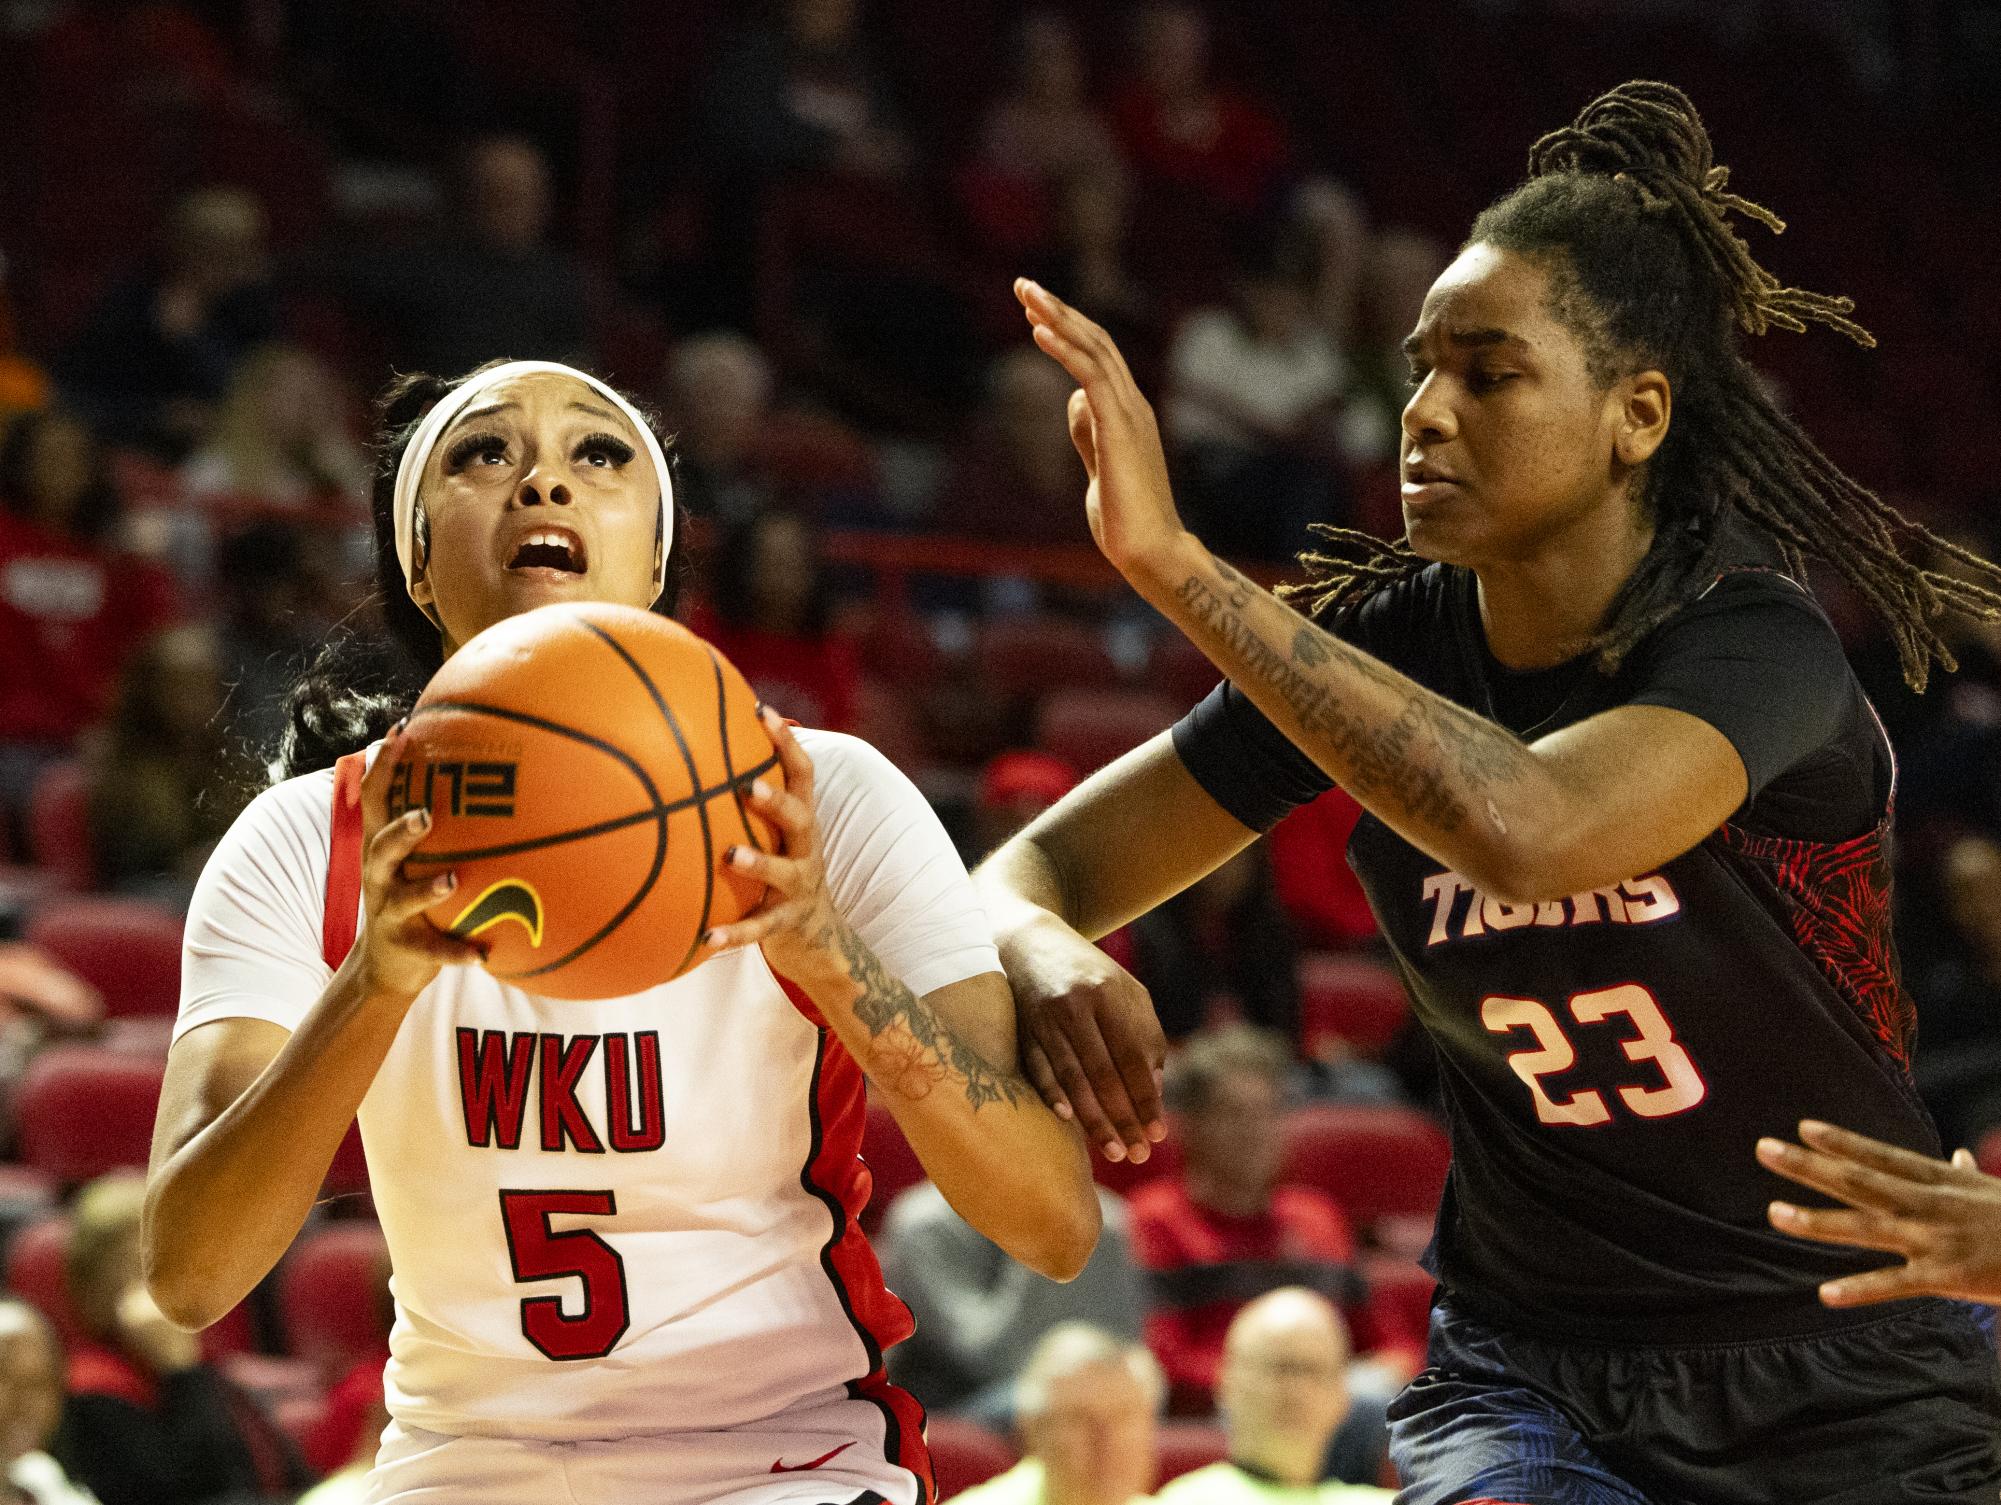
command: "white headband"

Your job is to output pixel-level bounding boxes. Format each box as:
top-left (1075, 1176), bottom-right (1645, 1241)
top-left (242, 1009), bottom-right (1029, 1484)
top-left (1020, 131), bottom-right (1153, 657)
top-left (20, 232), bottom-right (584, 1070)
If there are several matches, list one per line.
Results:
top-left (391, 359), bottom-right (674, 607)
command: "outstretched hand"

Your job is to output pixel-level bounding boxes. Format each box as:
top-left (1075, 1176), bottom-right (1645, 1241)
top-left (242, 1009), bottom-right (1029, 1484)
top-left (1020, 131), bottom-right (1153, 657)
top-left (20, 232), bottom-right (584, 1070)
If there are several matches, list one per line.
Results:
top-left (1758, 1120), bottom-right (2001, 1307)
top-left (1015, 278), bottom-right (1190, 583)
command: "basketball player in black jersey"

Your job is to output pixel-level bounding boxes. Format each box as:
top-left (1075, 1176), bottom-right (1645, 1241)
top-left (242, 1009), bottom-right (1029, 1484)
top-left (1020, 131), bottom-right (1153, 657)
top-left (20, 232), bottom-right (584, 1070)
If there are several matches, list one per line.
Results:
top-left (974, 82), bottom-right (2001, 1503)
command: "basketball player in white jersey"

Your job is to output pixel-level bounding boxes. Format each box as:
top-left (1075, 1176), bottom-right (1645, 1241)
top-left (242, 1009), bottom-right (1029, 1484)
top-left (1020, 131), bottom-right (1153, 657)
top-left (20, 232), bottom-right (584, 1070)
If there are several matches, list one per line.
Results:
top-left (141, 360), bottom-right (1100, 1505)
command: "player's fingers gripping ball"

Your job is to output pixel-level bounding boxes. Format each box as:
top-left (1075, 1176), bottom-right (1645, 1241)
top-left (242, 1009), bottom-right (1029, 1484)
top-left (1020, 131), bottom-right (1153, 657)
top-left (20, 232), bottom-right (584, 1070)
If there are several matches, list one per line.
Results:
top-left (390, 602), bottom-right (783, 999)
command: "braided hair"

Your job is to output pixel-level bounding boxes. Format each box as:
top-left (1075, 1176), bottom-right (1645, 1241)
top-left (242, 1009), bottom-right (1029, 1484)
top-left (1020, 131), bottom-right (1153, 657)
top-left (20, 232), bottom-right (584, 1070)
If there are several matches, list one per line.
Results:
top-left (272, 364), bottom-right (682, 781)
top-left (1291, 80), bottom-right (2001, 690)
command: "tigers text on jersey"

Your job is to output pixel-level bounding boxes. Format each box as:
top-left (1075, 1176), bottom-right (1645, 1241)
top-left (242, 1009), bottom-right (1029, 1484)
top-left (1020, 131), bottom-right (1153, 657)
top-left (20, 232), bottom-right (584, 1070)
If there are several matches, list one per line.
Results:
top-left (177, 728), bottom-right (994, 1458)
top-left (1174, 555), bottom-right (1938, 1344)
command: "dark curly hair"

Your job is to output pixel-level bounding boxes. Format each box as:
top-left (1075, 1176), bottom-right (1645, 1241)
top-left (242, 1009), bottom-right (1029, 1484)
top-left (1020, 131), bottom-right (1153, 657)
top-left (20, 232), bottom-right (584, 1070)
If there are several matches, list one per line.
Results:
top-left (1290, 80), bottom-right (2001, 691)
top-left (273, 363), bottom-right (683, 780)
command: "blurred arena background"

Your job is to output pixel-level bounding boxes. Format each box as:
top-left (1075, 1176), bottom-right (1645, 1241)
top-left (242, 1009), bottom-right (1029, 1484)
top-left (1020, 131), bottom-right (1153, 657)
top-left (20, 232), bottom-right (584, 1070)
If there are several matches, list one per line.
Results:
top-left (0, 1), bottom-right (1998, 1499)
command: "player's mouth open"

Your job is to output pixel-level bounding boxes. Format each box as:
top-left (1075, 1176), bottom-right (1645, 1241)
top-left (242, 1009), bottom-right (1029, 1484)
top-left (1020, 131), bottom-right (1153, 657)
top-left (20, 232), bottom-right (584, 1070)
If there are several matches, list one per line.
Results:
top-left (507, 527), bottom-right (588, 576)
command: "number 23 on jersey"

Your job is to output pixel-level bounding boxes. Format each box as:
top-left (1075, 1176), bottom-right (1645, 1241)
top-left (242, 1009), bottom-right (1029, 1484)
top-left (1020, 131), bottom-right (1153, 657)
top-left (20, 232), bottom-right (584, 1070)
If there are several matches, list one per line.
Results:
top-left (1482, 983), bottom-right (1707, 1127)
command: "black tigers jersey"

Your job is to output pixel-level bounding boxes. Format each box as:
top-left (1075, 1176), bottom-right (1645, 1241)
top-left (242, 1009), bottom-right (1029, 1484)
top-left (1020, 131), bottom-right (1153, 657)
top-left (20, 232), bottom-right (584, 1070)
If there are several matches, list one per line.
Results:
top-left (1171, 554), bottom-right (1937, 1344)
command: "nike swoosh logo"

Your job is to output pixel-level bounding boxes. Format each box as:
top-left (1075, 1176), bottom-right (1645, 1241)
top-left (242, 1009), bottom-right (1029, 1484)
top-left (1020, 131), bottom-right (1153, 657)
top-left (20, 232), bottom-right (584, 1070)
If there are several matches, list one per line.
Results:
top-left (770, 1441), bottom-right (856, 1474)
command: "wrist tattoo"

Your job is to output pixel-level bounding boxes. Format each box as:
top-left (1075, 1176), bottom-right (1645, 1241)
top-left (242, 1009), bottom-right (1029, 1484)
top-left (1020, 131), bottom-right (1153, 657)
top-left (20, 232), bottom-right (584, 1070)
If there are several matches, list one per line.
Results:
top-left (836, 921), bottom-right (1027, 1111)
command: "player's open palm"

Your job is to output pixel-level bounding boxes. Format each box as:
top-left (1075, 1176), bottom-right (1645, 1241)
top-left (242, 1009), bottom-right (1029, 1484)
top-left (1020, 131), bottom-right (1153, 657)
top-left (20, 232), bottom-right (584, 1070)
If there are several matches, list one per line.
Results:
top-left (1759, 1120), bottom-right (2001, 1306)
top-left (354, 723), bottom-right (487, 1003)
top-left (1015, 278), bottom-right (1185, 579)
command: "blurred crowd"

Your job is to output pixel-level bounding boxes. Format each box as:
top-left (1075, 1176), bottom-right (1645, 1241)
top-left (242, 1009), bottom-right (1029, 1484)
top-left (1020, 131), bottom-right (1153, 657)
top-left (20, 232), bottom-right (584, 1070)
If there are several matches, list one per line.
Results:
top-left (0, 0), bottom-right (1997, 1498)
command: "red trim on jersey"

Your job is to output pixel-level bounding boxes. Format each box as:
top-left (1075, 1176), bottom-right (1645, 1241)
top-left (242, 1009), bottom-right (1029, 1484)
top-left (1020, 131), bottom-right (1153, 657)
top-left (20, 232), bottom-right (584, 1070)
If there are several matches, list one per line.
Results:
top-left (323, 751), bottom-right (366, 970)
top-left (779, 975), bottom-right (933, 1505)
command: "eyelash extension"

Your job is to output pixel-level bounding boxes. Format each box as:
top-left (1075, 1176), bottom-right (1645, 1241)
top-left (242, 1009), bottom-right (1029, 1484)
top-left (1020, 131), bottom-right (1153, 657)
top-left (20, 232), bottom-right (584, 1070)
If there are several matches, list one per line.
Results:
top-left (575, 431), bottom-right (635, 465)
top-left (445, 432), bottom-right (507, 470)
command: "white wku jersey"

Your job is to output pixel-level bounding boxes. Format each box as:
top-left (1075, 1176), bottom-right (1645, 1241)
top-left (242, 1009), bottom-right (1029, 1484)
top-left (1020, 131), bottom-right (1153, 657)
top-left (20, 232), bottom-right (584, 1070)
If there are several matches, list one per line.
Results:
top-left (177, 729), bottom-right (999, 1488)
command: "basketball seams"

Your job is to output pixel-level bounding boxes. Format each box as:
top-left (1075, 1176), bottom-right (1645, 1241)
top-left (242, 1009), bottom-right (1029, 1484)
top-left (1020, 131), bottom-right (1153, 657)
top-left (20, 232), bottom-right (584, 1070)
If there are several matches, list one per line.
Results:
top-left (579, 620), bottom-right (716, 979)
top-left (407, 695), bottom-right (670, 984)
top-left (399, 769), bottom-right (774, 868)
top-left (408, 699), bottom-right (661, 796)
top-left (404, 620), bottom-right (778, 991)
top-left (709, 645), bottom-right (771, 857)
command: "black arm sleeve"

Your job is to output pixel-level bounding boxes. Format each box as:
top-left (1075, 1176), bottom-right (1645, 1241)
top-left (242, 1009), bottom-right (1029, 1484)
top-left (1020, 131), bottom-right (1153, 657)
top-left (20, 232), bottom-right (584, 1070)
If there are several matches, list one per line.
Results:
top-left (1626, 571), bottom-right (1858, 803)
top-left (1170, 679), bottom-right (1335, 833)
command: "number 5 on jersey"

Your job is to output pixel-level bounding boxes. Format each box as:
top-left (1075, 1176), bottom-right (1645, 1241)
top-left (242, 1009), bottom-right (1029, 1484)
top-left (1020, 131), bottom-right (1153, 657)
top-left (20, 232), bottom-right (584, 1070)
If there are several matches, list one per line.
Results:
top-left (1481, 983), bottom-right (1707, 1127)
top-left (500, 1190), bottom-right (631, 1360)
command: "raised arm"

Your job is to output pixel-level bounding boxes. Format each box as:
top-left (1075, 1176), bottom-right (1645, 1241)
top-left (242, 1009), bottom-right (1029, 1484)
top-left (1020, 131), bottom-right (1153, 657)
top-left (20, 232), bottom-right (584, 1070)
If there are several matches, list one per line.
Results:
top-left (1016, 278), bottom-right (1748, 904)
top-left (146, 732), bottom-right (482, 1329)
top-left (710, 712), bottom-right (1099, 1281)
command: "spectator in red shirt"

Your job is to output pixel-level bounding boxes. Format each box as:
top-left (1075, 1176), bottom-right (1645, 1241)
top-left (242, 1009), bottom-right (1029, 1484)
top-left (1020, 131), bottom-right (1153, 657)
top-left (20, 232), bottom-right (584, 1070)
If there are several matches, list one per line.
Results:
top-left (692, 508), bottom-right (860, 733)
top-left (1128, 1025), bottom-right (1369, 1412)
top-left (0, 408), bottom-right (179, 826)
top-left (1109, 3), bottom-right (1289, 299)
top-left (52, 1174), bottom-right (293, 1505)
top-left (958, 12), bottom-right (1136, 317)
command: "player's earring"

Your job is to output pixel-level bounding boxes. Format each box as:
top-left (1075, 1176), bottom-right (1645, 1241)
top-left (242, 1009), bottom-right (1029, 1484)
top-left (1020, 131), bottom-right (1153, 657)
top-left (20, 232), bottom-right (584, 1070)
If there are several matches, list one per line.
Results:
top-left (410, 506), bottom-right (444, 629)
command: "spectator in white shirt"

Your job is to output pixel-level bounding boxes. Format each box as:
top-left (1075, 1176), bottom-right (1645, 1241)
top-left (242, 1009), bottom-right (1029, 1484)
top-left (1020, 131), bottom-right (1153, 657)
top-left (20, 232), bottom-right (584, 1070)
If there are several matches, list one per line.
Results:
top-left (1165, 231), bottom-right (1347, 561)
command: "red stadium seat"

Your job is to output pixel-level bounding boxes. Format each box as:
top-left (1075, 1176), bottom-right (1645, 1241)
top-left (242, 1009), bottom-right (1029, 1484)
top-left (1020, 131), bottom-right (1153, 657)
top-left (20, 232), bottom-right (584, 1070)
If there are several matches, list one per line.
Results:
top-left (860, 1101), bottom-right (927, 1236)
top-left (1298, 954), bottom-right (1410, 1058)
top-left (26, 762), bottom-right (95, 891)
top-left (1035, 689), bottom-right (1181, 775)
top-left (321, 1124), bottom-right (372, 1208)
top-left (279, 1222), bottom-right (390, 1375)
top-left (4, 1209), bottom-right (255, 1355)
top-left (1280, 1103), bottom-right (1452, 1230)
top-left (1154, 1421), bottom-right (1228, 1484)
top-left (199, 1301), bottom-right (257, 1360)
top-left (14, 1046), bottom-right (165, 1183)
top-left (5, 1215), bottom-right (83, 1345)
top-left (978, 618), bottom-right (1122, 699)
top-left (26, 896), bottom-right (184, 1019)
top-left (926, 1415), bottom-right (1018, 1498)
top-left (1359, 1254), bottom-right (1437, 1356)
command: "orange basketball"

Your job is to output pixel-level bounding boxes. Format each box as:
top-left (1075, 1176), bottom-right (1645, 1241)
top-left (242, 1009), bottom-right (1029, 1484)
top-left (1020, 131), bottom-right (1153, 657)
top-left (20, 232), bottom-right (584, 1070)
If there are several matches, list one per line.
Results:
top-left (390, 602), bottom-right (783, 999)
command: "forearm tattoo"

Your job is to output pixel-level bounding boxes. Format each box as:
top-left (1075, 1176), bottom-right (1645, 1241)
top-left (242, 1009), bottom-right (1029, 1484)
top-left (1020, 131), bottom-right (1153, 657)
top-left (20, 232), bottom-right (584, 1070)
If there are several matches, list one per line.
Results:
top-left (1175, 562), bottom-right (1531, 835)
top-left (835, 920), bottom-right (1028, 1111)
